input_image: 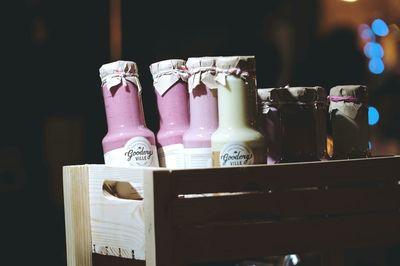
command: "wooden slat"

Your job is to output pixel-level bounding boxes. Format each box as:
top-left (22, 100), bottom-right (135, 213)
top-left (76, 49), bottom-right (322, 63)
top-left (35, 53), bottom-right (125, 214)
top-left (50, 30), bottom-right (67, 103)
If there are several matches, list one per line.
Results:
top-left (87, 165), bottom-right (149, 260)
top-left (63, 165), bottom-right (92, 266)
top-left (170, 156), bottom-right (400, 195)
top-left (172, 187), bottom-right (400, 226)
top-left (145, 170), bottom-right (178, 266)
top-left (322, 250), bottom-right (345, 266)
top-left (92, 253), bottom-right (145, 266)
top-left (144, 170), bottom-right (156, 266)
top-left (173, 212), bottom-right (400, 264)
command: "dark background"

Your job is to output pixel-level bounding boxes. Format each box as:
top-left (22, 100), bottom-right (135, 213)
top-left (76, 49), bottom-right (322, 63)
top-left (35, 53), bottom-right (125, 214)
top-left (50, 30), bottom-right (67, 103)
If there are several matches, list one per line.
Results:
top-left (1, 0), bottom-right (399, 265)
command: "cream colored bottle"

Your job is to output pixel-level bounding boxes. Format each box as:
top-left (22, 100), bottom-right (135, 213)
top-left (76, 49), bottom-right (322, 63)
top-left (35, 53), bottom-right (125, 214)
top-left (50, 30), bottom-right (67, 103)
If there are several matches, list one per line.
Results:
top-left (211, 56), bottom-right (265, 167)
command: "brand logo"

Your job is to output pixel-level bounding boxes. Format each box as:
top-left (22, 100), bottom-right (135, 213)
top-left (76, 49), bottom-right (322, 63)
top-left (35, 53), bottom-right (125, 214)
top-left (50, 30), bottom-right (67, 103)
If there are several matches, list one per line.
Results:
top-left (220, 143), bottom-right (254, 166)
top-left (124, 137), bottom-right (154, 167)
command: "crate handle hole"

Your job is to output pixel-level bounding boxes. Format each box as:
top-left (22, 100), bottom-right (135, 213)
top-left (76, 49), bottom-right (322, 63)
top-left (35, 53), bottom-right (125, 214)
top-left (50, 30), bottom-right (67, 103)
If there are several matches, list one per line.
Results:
top-left (102, 180), bottom-right (143, 200)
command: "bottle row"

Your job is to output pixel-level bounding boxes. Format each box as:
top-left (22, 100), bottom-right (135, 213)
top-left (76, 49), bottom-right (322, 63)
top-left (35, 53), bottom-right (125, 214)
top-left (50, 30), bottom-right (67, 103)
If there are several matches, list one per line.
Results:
top-left (98, 56), bottom-right (370, 169)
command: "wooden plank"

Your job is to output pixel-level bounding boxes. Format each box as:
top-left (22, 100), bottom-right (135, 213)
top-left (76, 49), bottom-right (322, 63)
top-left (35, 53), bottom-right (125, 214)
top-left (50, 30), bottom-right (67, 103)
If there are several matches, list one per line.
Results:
top-left (144, 170), bottom-right (156, 266)
top-left (173, 212), bottom-right (400, 264)
top-left (88, 165), bottom-right (155, 261)
top-left (322, 250), bottom-right (345, 266)
top-left (92, 253), bottom-right (145, 266)
top-left (145, 170), bottom-right (178, 266)
top-left (172, 187), bottom-right (400, 226)
top-left (345, 247), bottom-right (388, 266)
top-left (170, 156), bottom-right (400, 195)
top-left (63, 165), bottom-right (92, 266)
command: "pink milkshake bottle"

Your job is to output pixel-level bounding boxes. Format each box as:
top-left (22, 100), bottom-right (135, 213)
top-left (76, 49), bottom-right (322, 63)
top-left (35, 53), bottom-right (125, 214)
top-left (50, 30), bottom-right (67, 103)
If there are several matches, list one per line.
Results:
top-left (99, 60), bottom-right (159, 167)
top-left (149, 59), bottom-right (189, 168)
top-left (183, 57), bottom-right (218, 168)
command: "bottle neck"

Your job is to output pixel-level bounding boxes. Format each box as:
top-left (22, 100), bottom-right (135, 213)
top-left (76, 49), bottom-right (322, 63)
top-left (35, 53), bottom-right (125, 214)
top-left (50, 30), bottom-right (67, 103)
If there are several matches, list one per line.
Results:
top-left (218, 76), bottom-right (256, 129)
top-left (189, 84), bottom-right (218, 130)
top-left (156, 80), bottom-right (190, 130)
top-left (102, 83), bottom-right (146, 132)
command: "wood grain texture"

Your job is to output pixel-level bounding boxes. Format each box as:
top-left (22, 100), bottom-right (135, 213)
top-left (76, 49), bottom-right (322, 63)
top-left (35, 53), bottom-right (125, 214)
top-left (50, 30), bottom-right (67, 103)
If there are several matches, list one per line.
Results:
top-left (150, 156), bottom-right (400, 265)
top-left (64, 156), bottom-right (400, 266)
top-left (172, 187), bottom-right (400, 226)
top-left (88, 165), bottom-right (156, 261)
top-left (63, 165), bottom-right (92, 266)
top-left (146, 170), bottom-right (180, 266)
top-left (92, 253), bottom-right (145, 266)
top-left (174, 212), bottom-right (400, 264)
top-left (322, 250), bottom-right (345, 266)
top-left (170, 156), bottom-right (400, 195)
top-left (144, 169), bottom-right (157, 266)
top-left (64, 165), bottom-right (160, 265)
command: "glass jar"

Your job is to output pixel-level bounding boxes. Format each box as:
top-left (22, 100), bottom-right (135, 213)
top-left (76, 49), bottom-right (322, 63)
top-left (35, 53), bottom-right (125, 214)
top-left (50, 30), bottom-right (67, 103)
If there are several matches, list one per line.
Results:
top-left (314, 86), bottom-right (328, 161)
top-left (99, 60), bottom-right (159, 167)
top-left (329, 85), bottom-right (370, 159)
top-left (258, 88), bottom-right (281, 164)
top-left (272, 86), bottom-right (327, 163)
top-left (183, 57), bottom-right (218, 168)
top-left (150, 59), bottom-right (189, 168)
top-left (211, 56), bottom-right (265, 167)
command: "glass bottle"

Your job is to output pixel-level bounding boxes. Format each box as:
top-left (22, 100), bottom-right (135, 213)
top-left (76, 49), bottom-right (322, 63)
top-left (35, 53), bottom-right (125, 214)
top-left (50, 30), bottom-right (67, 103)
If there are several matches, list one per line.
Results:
top-left (211, 56), bottom-right (265, 167)
top-left (99, 60), bottom-right (159, 167)
top-left (183, 57), bottom-right (218, 168)
top-left (150, 59), bottom-right (189, 168)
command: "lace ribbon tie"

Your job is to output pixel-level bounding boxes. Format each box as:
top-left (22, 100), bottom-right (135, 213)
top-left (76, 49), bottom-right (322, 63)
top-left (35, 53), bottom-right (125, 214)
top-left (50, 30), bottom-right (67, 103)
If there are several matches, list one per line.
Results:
top-left (328, 95), bottom-right (364, 104)
top-left (215, 67), bottom-right (253, 86)
top-left (102, 72), bottom-right (142, 92)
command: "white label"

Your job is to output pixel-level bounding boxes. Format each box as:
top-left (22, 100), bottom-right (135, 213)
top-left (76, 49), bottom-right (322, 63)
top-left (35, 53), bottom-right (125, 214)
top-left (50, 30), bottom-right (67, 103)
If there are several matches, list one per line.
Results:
top-left (104, 137), bottom-right (159, 167)
top-left (124, 137), bottom-right (157, 166)
top-left (158, 144), bottom-right (185, 168)
top-left (219, 142), bottom-right (254, 167)
top-left (184, 147), bottom-right (212, 168)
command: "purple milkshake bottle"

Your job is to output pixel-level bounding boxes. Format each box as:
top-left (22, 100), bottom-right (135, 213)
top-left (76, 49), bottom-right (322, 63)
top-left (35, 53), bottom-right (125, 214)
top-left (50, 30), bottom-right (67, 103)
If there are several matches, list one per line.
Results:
top-left (183, 57), bottom-right (218, 168)
top-left (99, 60), bottom-right (159, 167)
top-left (150, 59), bottom-right (189, 168)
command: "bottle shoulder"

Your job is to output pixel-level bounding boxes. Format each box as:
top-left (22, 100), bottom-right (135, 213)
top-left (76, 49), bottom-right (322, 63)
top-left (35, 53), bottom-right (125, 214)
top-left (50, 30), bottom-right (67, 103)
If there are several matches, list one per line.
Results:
top-left (104, 127), bottom-right (156, 141)
top-left (212, 127), bottom-right (264, 142)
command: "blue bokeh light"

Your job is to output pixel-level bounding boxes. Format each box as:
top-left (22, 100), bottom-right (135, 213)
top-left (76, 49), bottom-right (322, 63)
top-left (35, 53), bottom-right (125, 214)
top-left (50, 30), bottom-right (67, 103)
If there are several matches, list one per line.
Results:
top-left (363, 42), bottom-right (384, 58)
top-left (368, 58), bottom-right (385, 74)
top-left (372, 19), bottom-right (389, 37)
top-left (368, 106), bottom-right (380, 126)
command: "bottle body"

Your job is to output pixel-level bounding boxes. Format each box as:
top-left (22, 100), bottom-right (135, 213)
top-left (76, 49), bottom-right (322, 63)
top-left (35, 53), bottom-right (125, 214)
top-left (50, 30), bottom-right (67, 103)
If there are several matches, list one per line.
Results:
top-left (183, 84), bottom-right (218, 168)
top-left (155, 80), bottom-right (189, 168)
top-left (212, 74), bottom-right (265, 167)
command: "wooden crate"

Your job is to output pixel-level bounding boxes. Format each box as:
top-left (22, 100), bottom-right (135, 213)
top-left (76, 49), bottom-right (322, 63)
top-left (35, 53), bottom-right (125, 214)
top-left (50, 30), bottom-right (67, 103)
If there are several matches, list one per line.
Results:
top-left (63, 156), bottom-right (400, 266)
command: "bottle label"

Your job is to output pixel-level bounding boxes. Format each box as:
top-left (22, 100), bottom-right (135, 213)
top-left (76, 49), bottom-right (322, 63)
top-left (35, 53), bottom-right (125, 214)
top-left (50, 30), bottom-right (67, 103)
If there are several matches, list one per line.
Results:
top-left (184, 147), bottom-right (212, 168)
top-left (216, 142), bottom-right (254, 167)
top-left (104, 137), bottom-right (159, 167)
top-left (158, 144), bottom-right (185, 168)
